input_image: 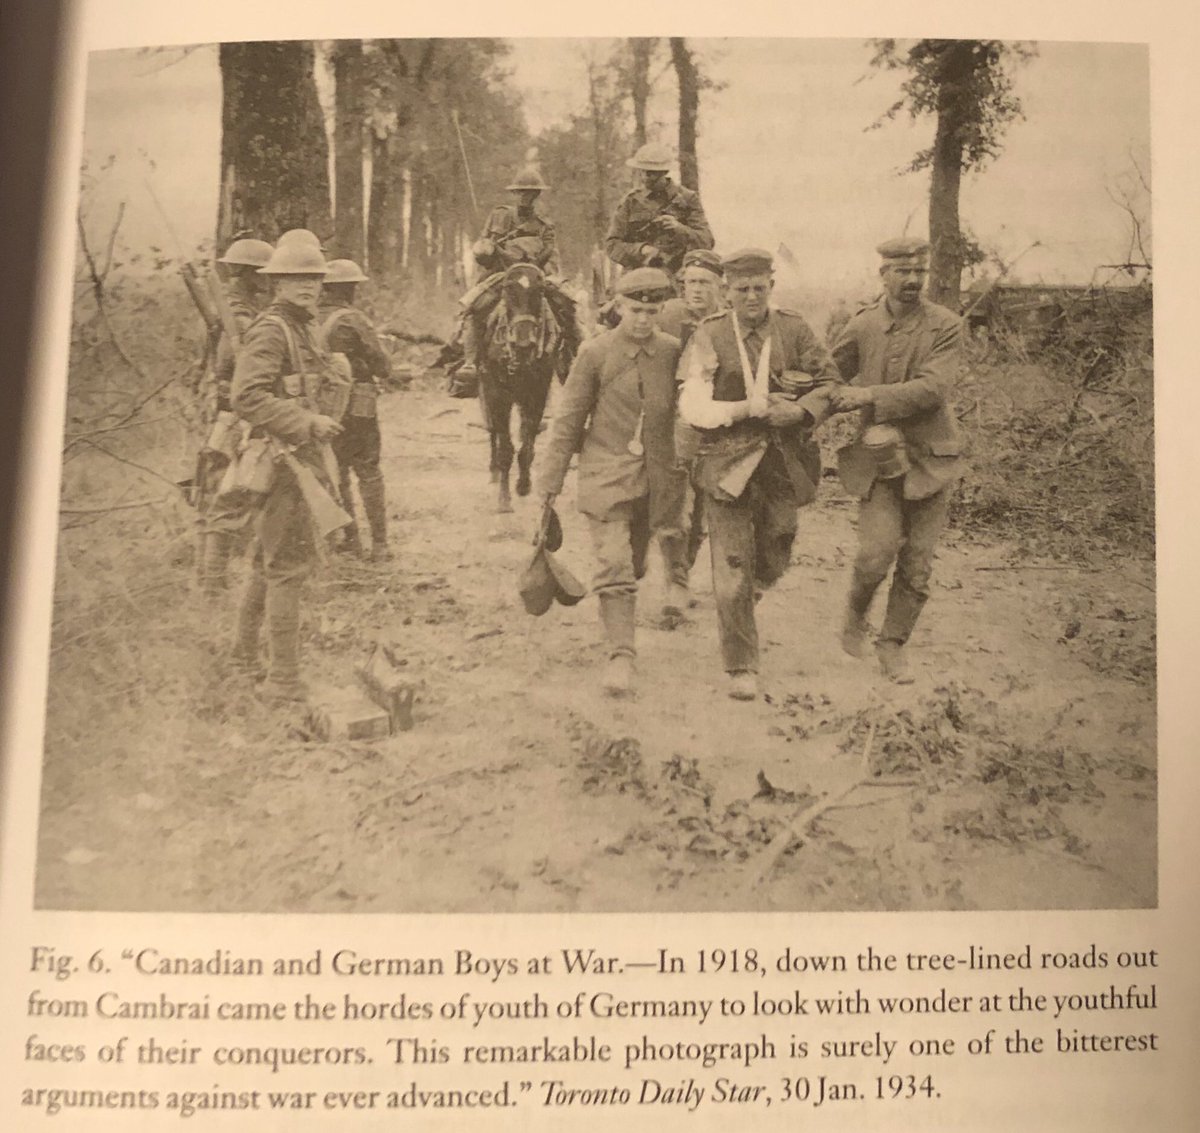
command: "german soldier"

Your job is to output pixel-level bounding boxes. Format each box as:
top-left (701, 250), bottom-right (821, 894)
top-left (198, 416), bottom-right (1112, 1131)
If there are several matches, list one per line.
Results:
top-left (439, 167), bottom-right (579, 375)
top-left (829, 237), bottom-right (965, 683)
top-left (605, 142), bottom-right (714, 278)
top-left (229, 234), bottom-right (346, 703)
top-left (657, 248), bottom-right (727, 579)
top-left (195, 236), bottom-right (272, 595)
top-left (536, 268), bottom-right (686, 697)
top-left (318, 258), bottom-right (393, 561)
top-left (678, 248), bottom-right (838, 701)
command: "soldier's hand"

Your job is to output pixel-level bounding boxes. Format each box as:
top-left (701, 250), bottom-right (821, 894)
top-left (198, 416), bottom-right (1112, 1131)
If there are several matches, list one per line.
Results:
top-left (747, 395), bottom-right (770, 420)
top-left (639, 244), bottom-right (664, 266)
top-left (310, 414), bottom-right (344, 442)
top-left (765, 393), bottom-right (813, 428)
top-left (829, 387), bottom-right (873, 413)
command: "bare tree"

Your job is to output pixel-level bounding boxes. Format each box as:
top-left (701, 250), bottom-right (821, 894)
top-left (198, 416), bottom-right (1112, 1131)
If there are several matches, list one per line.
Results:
top-left (669, 38), bottom-right (701, 192)
top-left (332, 40), bottom-right (365, 262)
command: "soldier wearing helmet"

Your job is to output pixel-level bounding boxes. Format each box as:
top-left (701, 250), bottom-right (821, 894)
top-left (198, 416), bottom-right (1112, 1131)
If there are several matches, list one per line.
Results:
top-left (439, 166), bottom-right (579, 376)
top-left (194, 235), bottom-right (273, 596)
top-left (605, 143), bottom-right (715, 278)
top-left (227, 232), bottom-right (346, 704)
top-left (318, 259), bottom-right (394, 561)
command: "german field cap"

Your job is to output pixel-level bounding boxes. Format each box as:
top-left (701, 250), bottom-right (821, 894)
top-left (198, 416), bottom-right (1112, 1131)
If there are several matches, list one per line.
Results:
top-left (722, 247), bottom-right (774, 275)
top-left (616, 267), bottom-right (673, 303)
top-left (518, 546), bottom-right (557, 616)
top-left (877, 237), bottom-right (930, 261)
top-left (324, 258), bottom-right (369, 284)
top-left (680, 249), bottom-right (724, 276)
top-left (626, 141), bottom-right (673, 171)
top-left (548, 551), bottom-right (586, 607)
top-left (218, 238), bottom-right (273, 268)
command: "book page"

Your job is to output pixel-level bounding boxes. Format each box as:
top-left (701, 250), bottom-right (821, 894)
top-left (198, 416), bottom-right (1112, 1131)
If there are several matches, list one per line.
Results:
top-left (2, 0), bottom-right (1197, 1128)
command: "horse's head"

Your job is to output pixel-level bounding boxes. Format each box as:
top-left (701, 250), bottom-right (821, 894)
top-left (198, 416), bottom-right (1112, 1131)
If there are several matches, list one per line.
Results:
top-left (500, 263), bottom-right (546, 353)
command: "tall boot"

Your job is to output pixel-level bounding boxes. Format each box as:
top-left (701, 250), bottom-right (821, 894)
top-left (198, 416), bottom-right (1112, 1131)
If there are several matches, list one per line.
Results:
top-left (598, 591), bottom-right (636, 697)
top-left (359, 474), bottom-right (390, 561)
top-left (231, 572), bottom-right (267, 675)
top-left (261, 579), bottom-right (307, 701)
top-left (879, 578), bottom-right (927, 646)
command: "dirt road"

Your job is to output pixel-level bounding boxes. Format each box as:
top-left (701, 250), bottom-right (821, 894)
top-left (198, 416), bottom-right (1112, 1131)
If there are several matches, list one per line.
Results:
top-left (36, 383), bottom-right (1157, 913)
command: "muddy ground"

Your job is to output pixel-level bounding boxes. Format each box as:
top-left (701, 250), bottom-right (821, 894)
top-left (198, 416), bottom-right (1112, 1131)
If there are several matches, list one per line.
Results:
top-left (36, 380), bottom-right (1157, 913)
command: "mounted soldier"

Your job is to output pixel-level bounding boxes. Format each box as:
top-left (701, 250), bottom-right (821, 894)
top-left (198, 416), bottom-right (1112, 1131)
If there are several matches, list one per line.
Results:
top-left (605, 142), bottom-right (715, 279)
top-left (438, 166), bottom-right (579, 378)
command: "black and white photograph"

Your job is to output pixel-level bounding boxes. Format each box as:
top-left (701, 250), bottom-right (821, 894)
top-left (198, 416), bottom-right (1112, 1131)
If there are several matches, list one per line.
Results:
top-left (36, 34), bottom-right (1155, 915)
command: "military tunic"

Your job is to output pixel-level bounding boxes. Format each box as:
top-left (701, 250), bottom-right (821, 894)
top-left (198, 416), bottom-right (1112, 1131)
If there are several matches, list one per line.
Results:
top-left (678, 307), bottom-right (838, 674)
top-left (475, 205), bottom-right (559, 275)
top-left (605, 181), bottom-right (714, 276)
top-left (830, 295), bottom-right (965, 646)
top-left (537, 323), bottom-right (685, 595)
top-left (319, 301), bottom-right (392, 546)
top-left (231, 301), bottom-right (338, 587)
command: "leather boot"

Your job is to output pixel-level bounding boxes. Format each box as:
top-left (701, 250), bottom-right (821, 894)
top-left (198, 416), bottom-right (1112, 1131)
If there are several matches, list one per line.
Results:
top-left (876, 640), bottom-right (914, 684)
top-left (359, 474), bottom-right (390, 560)
top-left (261, 579), bottom-right (307, 701)
top-left (598, 592), bottom-right (636, 696)
top-left (231, 572), bottom-right (267, 675)
top-left (841, 605), bottom-right (870, 659)
top-left (339, 522), bottom-right (363, 557)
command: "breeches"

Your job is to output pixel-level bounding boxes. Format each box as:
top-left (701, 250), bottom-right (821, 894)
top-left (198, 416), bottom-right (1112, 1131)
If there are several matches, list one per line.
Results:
top-left (250, 470), bottom-right (315, 587)
top-left (332, 414), bottom-right (382, 487)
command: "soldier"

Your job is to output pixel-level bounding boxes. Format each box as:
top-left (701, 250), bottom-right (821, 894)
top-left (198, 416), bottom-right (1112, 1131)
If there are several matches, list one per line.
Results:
top-left (605, 142), bottom-right (714, 278)
top-left (657, 248), bottom-right (726, 576)
top-left (318, 258), bottom-right (393, 561)
top-left (228, 235), bottom-right (345, 704)
top-left (678, 248), bottom-right (839, 701)
top-left (439, 167), bottom-right (579, 373)
top-left (195, 236), bottom-right (273, 595)
top-left (536, 268), bottom-right (687, 697)
top-left (829, 237), bottom-right (965, 684)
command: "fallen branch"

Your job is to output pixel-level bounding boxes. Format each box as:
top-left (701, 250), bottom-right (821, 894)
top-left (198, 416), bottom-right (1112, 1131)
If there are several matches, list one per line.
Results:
top-left (751, 717), bottom-right (878, 887)
top-left (60, 497), bottom-right (166, 515)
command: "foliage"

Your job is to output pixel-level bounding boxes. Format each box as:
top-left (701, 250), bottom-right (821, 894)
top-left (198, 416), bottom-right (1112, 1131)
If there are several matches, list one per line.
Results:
top-left (867, 39), bottom-right (1036, 175)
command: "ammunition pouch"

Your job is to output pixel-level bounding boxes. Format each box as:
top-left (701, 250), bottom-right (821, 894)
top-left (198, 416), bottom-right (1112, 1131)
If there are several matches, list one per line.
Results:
top-left (214, 434), bottom-right (277, 508)
top-left (346, 382), bottom-right (379, 418)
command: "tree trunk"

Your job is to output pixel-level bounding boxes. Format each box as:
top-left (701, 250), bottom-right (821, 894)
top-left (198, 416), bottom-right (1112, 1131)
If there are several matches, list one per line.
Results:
top-left (670, 38), bottom-right (700, 192)
top-left (332, 40), bottom-right (365, 262)
top-left (368, 132), bottom-right (404, 276)
top-left (585, 61), bottom-right (610, 244)
top-left (629, 38), bottom-right (654, 147)
top-left (217, 41), bottom-right (332, 247)
top-left (927, 42), bottom-right (973, 309)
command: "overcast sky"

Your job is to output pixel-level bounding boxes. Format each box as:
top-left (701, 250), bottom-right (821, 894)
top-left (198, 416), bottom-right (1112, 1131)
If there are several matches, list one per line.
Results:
top-left (80, 38), bottom-right (1149, 292)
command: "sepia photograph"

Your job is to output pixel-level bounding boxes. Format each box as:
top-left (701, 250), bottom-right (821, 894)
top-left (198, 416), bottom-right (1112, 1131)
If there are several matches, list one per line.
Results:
top-left (37, 35), bottom-right (1155, 916)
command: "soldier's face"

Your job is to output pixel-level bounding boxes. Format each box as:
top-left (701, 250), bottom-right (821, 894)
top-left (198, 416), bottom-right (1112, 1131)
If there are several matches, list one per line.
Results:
top-left (513, 189), bottom-right (540, 211)
top-left (681, 267), bottom-right (722, 314)
top-left (882, 260), bottom-right (927, 306)
top-left (728, 273), bottom-right (773, 322)
top-left (638, 169), bottom-right (669, 193)
top-left (618, 297), bottom-right (662, 339)
top-left (274, 275), bottom-right (323, 310)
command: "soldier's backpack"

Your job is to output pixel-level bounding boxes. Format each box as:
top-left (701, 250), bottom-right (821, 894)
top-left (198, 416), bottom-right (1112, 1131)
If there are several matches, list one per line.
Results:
top-left (318, 308), bottom-right (376, 418)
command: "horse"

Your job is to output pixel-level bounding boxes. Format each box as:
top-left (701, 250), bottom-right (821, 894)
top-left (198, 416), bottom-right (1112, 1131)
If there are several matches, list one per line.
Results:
top-left (477, 262), bottom-right (576, 512)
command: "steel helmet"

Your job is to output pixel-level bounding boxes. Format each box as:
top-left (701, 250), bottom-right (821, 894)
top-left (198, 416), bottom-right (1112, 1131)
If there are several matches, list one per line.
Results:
top-left (276, 228), bottom-right (323, 249)
top-left (626, 142), bottom-right (673, 171)
top-left (218, 238), bottom-right (273, 267)
top-left (324, 258), bottom-right (368, 284)
top-left (506, 167), bottom-right (549, 192)
top-left (258, 241), bottom-right (329, 276)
